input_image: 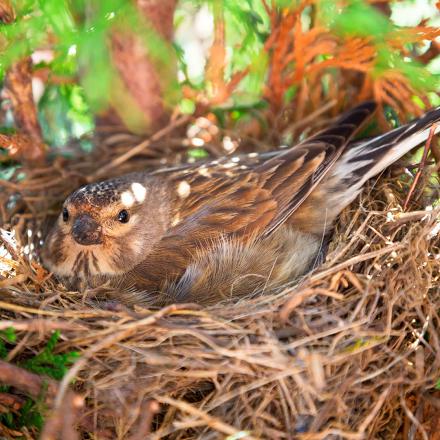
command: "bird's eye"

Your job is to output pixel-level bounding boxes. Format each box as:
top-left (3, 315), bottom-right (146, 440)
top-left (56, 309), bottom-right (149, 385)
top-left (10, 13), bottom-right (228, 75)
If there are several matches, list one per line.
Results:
top-left (62, 207), bottom-right (69, 222)
top-left (118, 209), bottom-right (130, 223)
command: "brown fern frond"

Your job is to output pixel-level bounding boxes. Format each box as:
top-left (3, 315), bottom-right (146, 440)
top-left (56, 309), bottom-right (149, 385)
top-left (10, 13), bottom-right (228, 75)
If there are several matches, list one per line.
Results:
top-left (205, 0), bottom-right (226, 103)
top-left (373, 71), bottom-right (427, 128)
top-left (261, 0), bottom-right (439, 138)
top-left (264, 8), bottom-right (299, 112)
top-left (204, 1), bottom-right (248, 106)
top-left (388, 26), bottom-right (440, 47)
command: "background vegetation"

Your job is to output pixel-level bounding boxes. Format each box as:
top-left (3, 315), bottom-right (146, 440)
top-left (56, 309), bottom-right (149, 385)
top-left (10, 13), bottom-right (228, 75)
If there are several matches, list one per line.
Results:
top-left (0, 0), bottom-right (439, 167)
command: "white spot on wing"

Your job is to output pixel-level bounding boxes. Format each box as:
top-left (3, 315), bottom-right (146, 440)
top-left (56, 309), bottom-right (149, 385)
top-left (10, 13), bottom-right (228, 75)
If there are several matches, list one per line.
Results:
top-left (177, 181), bottom-right (191, 199)
top-left (198, 166), bottom-right (211, 177)
top-left (171, 214), bottom-right (181, 226)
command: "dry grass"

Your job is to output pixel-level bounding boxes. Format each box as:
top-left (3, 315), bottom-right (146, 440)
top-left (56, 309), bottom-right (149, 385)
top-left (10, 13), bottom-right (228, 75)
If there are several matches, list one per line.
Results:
top-left (0, 125), bottom-right (439, 439)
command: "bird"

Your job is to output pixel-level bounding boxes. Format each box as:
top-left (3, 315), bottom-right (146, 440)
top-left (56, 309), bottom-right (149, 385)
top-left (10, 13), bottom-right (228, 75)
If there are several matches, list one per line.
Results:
top-left (42, 102), bottom-right (440, 305)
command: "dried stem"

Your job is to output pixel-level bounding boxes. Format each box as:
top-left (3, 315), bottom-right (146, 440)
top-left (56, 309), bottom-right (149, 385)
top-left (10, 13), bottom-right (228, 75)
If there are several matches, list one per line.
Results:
top-left (404, 123), bottom-right (438, 210)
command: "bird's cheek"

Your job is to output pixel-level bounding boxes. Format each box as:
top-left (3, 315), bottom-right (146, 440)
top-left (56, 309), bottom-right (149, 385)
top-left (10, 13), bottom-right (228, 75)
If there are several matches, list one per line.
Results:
top-left (99, 224), bottom-right (120, 239)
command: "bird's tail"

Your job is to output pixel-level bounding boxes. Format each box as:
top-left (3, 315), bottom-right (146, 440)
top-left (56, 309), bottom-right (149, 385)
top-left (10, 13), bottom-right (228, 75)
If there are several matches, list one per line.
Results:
top-left (291, 107), bottom-right (440, 234)
top-left (328, 107), bottom-right (440, 209)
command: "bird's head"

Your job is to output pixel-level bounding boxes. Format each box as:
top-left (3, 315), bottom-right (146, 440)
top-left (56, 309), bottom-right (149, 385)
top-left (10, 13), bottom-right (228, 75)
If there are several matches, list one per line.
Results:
top-left (42, 174), bottom-right (170, 288)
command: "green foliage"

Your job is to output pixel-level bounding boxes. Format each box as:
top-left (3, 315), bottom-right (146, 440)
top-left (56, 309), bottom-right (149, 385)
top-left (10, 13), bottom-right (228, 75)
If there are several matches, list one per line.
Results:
top-left (17, 398), bottom-right (45, 431)
top-left (188, 147), bottom-right (209, 159)
top-left (0, 396), bottom-right (45, 433)
top-left (331, 0), bottom-right (392, 38)
top-left (39, 84), bottom-right (94, 151)
top-left (23, 330), bottom-right (80, 380)
top-left (222, 0), bottom-right (269, 100)
top-left (0, 329), bottom-right (79, 434)
top-left (0, 327), bottom-right (16, 358)
top-left (179, 98), bottom-right (196, 115)
top-left (321, 0), bottom-right (439, 97)
top-left (0, 0), bottom-right (177, 108)
top-left (1, 327), bottom-right (17, 343)
top-left (0, 0), bottom-right (438, 156)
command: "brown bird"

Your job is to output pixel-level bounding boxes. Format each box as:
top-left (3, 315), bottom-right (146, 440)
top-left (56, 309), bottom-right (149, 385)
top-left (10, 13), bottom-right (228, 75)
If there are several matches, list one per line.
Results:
top-left (42, 102), bottom-right (440, 305)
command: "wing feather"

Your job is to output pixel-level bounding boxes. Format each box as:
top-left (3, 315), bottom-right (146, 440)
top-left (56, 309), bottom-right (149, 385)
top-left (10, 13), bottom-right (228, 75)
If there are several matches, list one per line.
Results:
top-left (121, 101), bottom-right (377, 293)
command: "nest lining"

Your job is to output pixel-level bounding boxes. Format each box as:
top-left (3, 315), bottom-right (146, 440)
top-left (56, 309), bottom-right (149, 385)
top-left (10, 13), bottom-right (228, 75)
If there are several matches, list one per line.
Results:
top-left (0, 136), bottom-right (439, 439)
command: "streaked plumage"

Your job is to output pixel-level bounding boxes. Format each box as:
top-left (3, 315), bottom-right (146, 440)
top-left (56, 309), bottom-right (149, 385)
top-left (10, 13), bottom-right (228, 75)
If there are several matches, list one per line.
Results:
top-left (42, 102), bottom-right (440, 305)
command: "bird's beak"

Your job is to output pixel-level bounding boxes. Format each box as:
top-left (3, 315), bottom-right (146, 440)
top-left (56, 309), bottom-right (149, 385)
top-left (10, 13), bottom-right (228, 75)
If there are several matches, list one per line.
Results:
top-left (72, 214), bottom-right (102, 246)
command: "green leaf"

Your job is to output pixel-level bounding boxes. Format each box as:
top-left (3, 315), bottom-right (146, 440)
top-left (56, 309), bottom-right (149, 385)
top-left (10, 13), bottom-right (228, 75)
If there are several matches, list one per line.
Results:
top-left (17, 398), bottom-right (44, 430)
top-left (0, 340), bottom-right (8, 359)
top-left (37, 0), bottom-right (76, 38)
top-left (188, 148), bottom-right (209, 159)
top-left (332, 0), bottom-right (392, 38)
top-left (179, 98), bottom-right (196, 115)
top-left (22, 330), bottom-right (80, 381)
top-left (1, 327), bottom-right (16, 343)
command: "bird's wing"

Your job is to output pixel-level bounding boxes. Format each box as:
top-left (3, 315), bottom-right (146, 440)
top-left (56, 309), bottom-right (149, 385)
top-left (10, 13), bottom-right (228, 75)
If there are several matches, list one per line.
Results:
top-left (256, 101), bottom-right (377, 234)
top-left (122, 102), bottom-right (376, 295)
top-left (169, 101), bottom-right (376, 234)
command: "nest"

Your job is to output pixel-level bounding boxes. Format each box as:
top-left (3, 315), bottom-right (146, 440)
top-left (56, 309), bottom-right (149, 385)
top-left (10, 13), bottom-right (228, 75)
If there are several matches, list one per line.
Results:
top-left (0, 125), bottom-right (439, 440)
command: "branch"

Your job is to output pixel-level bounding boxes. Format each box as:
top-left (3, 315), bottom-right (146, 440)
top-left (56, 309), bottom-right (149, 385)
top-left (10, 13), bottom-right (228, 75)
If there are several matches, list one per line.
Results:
top-left (404, 123), bottom-right (438, 210)
top-left (4, 58), bottom-right (46, 164)
top-left (0, 359), bottom-right (56, 399)
top-left (0, 360), bottom-right (83, 440)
